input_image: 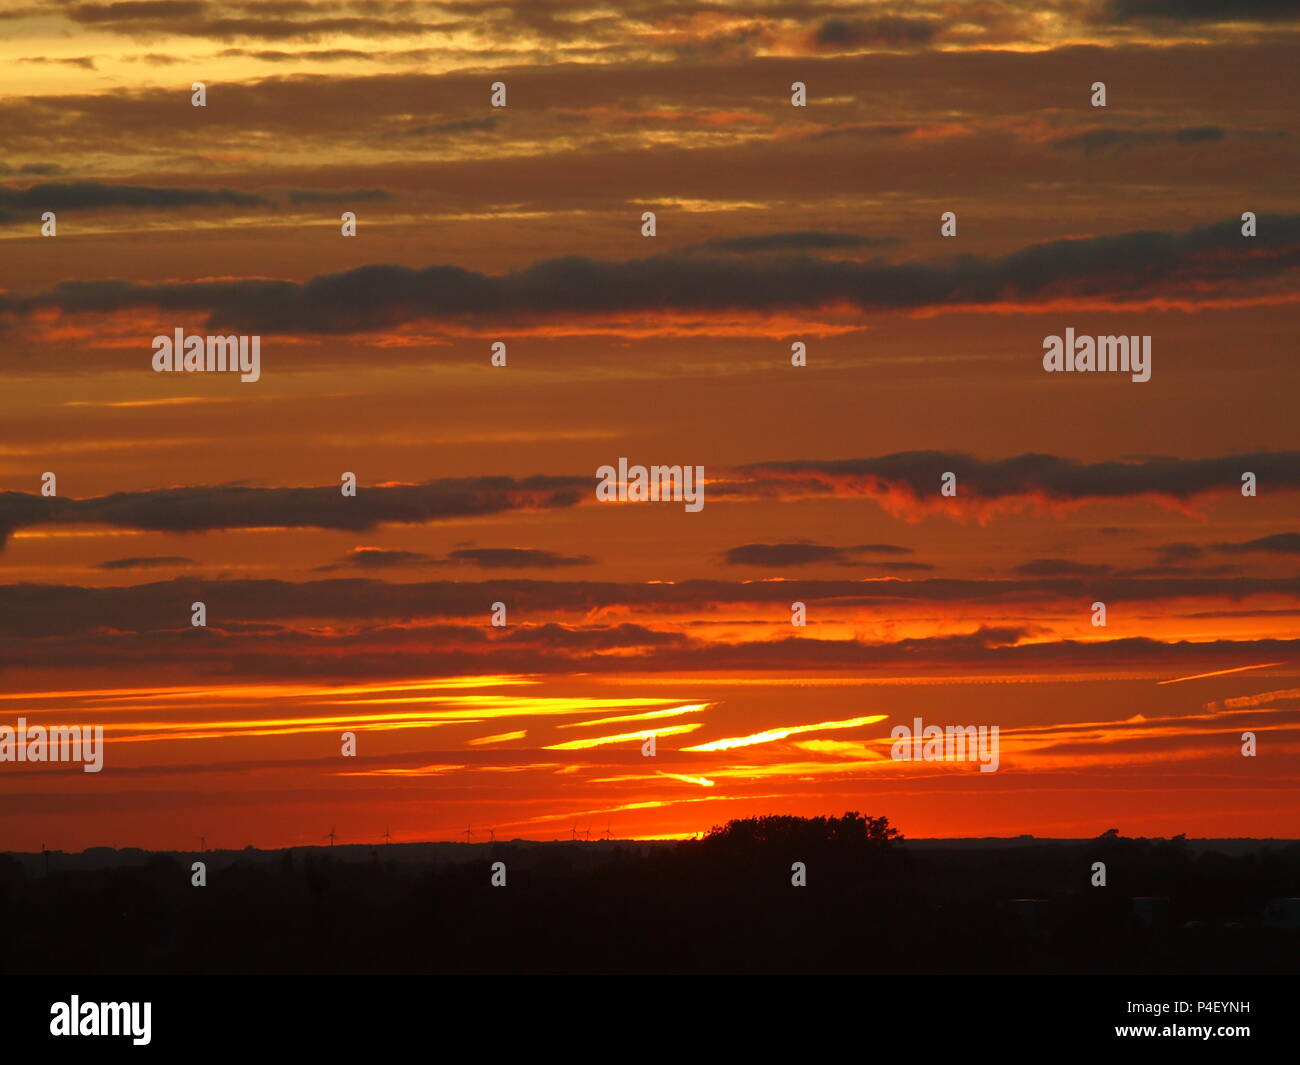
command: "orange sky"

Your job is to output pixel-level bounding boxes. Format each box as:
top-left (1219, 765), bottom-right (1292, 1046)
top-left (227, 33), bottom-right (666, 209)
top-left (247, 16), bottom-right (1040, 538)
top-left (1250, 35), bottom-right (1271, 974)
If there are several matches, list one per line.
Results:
top-left (1, 0), bottom-right (1298, 850)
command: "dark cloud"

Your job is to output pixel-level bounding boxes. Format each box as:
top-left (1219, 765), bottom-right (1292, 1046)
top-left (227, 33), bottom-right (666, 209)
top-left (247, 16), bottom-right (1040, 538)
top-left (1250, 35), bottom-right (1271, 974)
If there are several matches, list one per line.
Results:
top-left (3, 216), bottom-right (1295, 335)
top-left (0, 163), bottom-right (65, 177)
top-left (316, 545), bottom-right (595, 571)
top-left (726, 450), bottom-right (1300, 508)
top-left (1215, 532), bottom-right (1300, 555)
top-left (402, 116), bottom-right (501, 136)
top-left (724, 541), bottom-right (917, 567)
top-left (1103, 0), bottom-right (1300, 22)
top-left (1122, 564), bottom-right (1243, 577)
top-left (0, 476), bottom-right (587, 549)
top-left (492, 621), bottom-right (684, 650)
top-left (813, 16), bottom-right (941, 50)
top-left (68, 1), bottom-right (208, 23)
top-left (284, 187), bottom-right (391, 203)
top-left (216, 42), bottom-right (500, 66)
top-left (4, 454), bottom-right (1297, 549)
top-left (726, 542), bottom-right (845, 566)
top-left (229, 2), bottom-right (321, 15)
top-left (1172, 125), bottom-right (1227, 142)
top-left (808, 123), bottom-right (923, 140)
top-left (0, 182), bottom-right (268, 223)
top-left (1182, 607), bottom-right (1300, 619)
top-left (315, 547), bottom-right (437, 571)
top-left (1150, 533), bottom-right (1300, 561)
top-left (1052, 125), bottom-right (1227, 152)
top-left (35, 1), bottom-right (1019, 59)
top-left (6, 573), bottom-right (1300, 640)
top-left (446, 548), bottom-right (596, 569)
top-left (18, 56), bottom-right (98, 69)
top-left (121, 52), bottom-right (186, 63)
top-left (1150, 541), bottom-right (1205, 563)
top-left (1013, 558), bottom-right (1113, 577)
top-left (65, 4), bottom-right (457, 40)
top-left (2, 598), bottom-right (1297, 678)
top-left (695, 231), bottom-right (903, 253)
top-left (97, 555), bottom-right (197, 570)
top-left (218, 47), bottom-right (372, 62)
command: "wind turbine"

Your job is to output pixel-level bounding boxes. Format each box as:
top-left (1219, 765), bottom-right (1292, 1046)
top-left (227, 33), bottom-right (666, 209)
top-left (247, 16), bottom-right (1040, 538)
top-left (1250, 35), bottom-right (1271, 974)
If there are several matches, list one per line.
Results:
top-left (584, 827), bottom-right (592, 842)
top-left (326, 826), bottom-right (337, 847)
top-left (199, 835), bottom-right (206, 853)
top-left (464, 824), bottom-right (473, 844)
top-left (570, 824), bottom-right (578, 841)
top-left (382, 826), bottom-right (392, 846)
top-left (488, 828), bottom-right (496, 842)
top-left (603, 824), bottom-right (612, 841)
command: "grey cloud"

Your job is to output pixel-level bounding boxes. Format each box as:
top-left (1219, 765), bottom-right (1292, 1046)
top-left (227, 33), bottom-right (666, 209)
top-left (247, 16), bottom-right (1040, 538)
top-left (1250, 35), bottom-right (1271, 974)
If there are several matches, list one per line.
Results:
top-left (446, 548), bottom-right (596, 569)
top-left (727, 450), bottom-right (1300, 506)
top-left (1052, 125), bottom-right (1227, 153)
top-left (1103, 0), bottom-right (1300, 22)
top-left (724, 541), bottom-right (918, 567)
top-left (814, 15), bottom-right (941, 49)
top-left (695, 231), bottom-right (903, 253)
top-left (4, 216), bottom-right (1296, 335)
top-left (6, 573), bottom-right (1300, 639)
top-left (315, 546), bottom-right (597, 571)
top-left (1215, 532), bottom-right (1300, 555)
top-left (1013, 558), bottom-right (1113, 577)
top-left (285, 187), bottom-right (391, 203)
top-left (0, 183), bottom-right (268, 223)
top-left (315, 547), bottom-right (438, 571)
top-left (98, 555), bottom-right (198, 570)
top-left (0, 476), bottom-right (587, 549)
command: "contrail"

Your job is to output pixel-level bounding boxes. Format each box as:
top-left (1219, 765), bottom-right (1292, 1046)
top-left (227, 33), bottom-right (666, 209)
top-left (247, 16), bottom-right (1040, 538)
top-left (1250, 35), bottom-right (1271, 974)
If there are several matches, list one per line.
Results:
top-left (1157, 662), bottom-right (1283, 686)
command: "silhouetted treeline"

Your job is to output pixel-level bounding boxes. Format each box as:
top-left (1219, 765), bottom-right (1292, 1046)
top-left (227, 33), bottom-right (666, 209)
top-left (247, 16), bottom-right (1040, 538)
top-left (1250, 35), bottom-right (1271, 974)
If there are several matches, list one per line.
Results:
top-left (3, 814), bottom-right (1297, 974)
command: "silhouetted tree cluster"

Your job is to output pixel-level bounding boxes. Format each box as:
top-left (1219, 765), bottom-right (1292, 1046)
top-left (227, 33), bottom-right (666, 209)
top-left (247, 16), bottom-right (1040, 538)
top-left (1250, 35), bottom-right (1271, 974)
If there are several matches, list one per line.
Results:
top-left (701, 812), bottom-right (901, 850)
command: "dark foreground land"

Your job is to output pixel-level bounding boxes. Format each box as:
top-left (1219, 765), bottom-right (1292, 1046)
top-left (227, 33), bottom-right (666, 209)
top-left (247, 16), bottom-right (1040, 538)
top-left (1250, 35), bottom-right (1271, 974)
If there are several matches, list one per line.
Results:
top-left (4, 816), bottom-right (1298, 974)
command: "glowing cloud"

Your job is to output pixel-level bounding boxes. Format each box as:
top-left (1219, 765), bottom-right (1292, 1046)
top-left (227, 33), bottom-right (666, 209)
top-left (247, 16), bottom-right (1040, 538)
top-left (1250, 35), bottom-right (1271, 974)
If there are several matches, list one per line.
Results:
top-left (555, 702), bottom-right (711, 728)
top-left (681, 714), bottom-right (888, 752)
top-left (468, 729), bottom-right (527, 745)
top-left (544, 723), bottom-right (704, 750)
top-left (658, 772), bottom-right (716, 787)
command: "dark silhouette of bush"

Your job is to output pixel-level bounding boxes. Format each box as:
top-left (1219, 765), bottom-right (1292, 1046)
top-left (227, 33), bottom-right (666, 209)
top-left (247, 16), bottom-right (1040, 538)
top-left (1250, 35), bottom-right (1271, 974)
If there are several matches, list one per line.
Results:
top-left (700, 811), bottom-right (902, 851)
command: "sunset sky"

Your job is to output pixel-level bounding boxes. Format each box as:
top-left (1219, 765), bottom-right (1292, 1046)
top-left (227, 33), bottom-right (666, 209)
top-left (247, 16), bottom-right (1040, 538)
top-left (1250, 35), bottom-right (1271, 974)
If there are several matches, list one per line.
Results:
top-left (1, 0), bottom-right (1298, 851)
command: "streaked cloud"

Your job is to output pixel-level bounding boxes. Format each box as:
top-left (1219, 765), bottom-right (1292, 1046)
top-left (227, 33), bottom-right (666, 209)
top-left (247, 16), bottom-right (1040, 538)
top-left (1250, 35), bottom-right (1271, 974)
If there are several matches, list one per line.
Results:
top-left (544, 722), bottom-right (703, 750)
top-left (682, 714), bottom-right (888, 752)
